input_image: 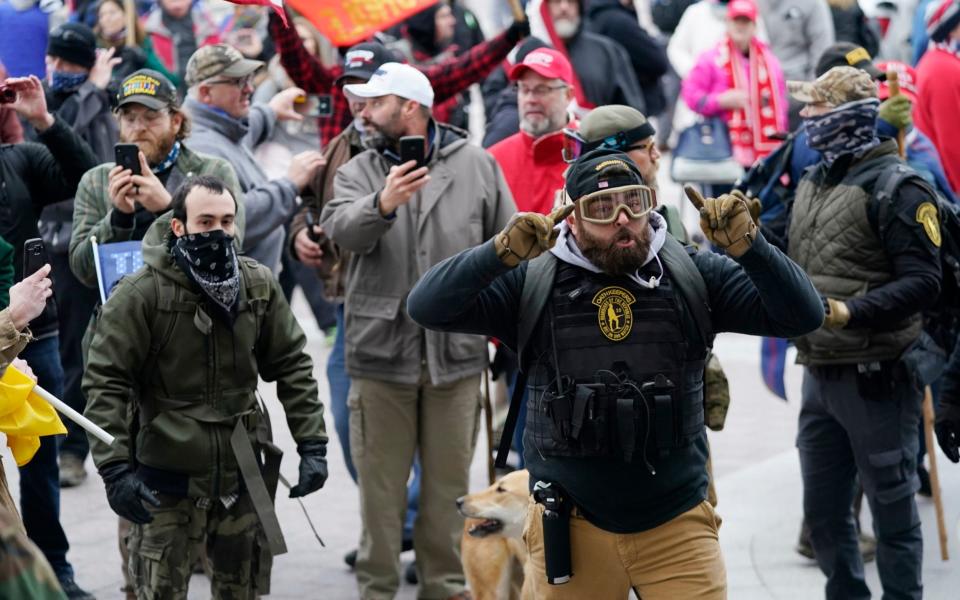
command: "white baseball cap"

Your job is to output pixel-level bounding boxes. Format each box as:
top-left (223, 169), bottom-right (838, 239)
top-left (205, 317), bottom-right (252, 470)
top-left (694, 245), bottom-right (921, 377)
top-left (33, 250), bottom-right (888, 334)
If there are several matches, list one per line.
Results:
top-left (342, 62), bottom-right (434, 108)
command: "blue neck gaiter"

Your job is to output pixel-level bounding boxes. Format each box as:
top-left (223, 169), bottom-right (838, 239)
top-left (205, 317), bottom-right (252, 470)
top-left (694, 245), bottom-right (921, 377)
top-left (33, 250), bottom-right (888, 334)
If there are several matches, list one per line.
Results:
top-left (50, 71), bottom-right (88, 93)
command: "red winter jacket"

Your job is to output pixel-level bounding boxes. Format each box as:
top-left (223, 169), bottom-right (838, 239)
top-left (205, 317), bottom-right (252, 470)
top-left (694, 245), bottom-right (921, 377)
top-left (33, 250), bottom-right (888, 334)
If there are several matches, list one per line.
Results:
top-left (915, 47), bottom-right (960, 195)
top-left (488, 129), bottom-right (568, 214)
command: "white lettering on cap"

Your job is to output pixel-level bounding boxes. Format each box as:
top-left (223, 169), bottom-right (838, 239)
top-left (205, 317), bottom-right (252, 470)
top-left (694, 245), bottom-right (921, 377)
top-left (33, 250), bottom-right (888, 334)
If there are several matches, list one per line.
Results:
top-left (346, 49), bottom-right (374, 68)
top-left (525, 52), bottom-right (555, 67)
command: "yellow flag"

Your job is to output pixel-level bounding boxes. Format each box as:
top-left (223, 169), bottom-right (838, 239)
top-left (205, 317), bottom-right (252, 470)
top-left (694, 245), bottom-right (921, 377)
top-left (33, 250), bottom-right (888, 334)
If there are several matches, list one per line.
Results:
top-left (0, 366), bottom-right (67, 466)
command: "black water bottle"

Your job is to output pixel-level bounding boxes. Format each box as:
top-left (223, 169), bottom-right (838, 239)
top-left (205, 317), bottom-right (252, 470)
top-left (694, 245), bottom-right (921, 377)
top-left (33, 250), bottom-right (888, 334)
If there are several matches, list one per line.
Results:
top-left (534, 481), bottom-right (572, 584)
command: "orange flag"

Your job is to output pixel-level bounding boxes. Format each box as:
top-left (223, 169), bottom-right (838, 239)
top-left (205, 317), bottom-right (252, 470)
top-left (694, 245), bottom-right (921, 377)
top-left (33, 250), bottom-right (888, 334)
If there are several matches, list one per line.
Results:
top-left (0, 366), bottom-right (67, 466)
top-left (286, 0), bottom-right (439, 47)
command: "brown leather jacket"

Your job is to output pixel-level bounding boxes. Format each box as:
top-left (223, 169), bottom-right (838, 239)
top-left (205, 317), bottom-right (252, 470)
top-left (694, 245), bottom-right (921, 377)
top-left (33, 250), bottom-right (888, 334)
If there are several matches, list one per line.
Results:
top-left (286, 125), bottom-right (363, 303)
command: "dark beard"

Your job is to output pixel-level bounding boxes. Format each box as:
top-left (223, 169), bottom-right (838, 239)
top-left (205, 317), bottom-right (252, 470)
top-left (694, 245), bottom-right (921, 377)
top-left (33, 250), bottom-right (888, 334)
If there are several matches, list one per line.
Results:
top-left (577, 225), bottom-right (653, 275)
top-left (362, 109), bottom-right (403, 153)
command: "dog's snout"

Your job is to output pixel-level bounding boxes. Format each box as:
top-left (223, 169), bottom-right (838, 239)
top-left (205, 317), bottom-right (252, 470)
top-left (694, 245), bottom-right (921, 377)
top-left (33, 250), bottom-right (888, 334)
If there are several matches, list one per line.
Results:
top-left (456, 497), bottom-right (465, 508)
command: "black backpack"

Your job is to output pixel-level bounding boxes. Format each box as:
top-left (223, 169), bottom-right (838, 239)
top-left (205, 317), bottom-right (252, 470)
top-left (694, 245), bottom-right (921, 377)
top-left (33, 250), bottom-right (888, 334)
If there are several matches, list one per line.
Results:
top-left (876, 166), bottom-right (960, 356)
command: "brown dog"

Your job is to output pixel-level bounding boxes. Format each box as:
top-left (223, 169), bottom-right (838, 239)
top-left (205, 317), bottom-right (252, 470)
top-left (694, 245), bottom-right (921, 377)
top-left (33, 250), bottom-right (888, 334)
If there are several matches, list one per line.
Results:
top-left (457, 470), bottom-right (532, 600)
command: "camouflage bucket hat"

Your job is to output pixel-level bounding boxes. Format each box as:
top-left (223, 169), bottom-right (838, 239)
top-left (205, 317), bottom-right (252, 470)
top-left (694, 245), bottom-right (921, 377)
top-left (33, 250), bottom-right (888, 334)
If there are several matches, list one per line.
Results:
top-left (787, 66), bottom-right (877, 107)
top-left (185, 44), bottom-right (264, 87)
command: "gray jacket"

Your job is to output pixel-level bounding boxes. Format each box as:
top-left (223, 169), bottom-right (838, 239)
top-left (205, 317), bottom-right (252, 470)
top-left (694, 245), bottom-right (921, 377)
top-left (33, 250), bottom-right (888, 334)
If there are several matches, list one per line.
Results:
top-left (756, 0), bottom-right (835, 82)
top-left (184, 97), bottom-right (298, 271)
top-left (321, 123), bottom-right (516, 385)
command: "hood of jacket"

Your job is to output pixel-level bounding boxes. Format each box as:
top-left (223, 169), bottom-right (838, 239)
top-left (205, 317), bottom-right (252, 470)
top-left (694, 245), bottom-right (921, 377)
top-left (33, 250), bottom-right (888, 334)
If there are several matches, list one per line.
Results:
top-left (141, 210), bottom-right (245, 284)
top-left (184, 97), bottom-right (249, 144)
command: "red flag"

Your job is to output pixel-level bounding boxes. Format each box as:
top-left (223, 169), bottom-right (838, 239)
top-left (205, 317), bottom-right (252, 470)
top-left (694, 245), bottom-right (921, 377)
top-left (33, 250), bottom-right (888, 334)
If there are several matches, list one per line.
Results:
top-left (286, 0), bottom-right (439, 47)
top-left (224, 0), bottom-right (288, 26)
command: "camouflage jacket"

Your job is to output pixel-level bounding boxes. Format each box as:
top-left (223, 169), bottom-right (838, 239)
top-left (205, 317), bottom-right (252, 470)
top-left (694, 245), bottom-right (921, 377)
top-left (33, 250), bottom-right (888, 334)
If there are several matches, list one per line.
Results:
top-left (0, 505), bottom-right (65, 599)
top-left (68, 144), bottom-right (244, 289)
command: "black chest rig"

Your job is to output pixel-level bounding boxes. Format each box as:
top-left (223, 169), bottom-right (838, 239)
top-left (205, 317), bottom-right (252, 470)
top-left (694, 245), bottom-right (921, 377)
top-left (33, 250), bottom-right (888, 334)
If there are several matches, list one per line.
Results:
top-left (525, 261), bottom-right (707, 470)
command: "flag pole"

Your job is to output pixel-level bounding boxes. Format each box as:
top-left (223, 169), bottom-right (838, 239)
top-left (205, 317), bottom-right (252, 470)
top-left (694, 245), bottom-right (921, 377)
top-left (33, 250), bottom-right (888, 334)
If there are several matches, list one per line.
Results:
top-left (33, 384), bottom-right (115, 447)
top-left (506, 0), bottom-right (526, 22)
top-left (922, 385), bottom-right (949, 560)
top-left (886, 70), bottom-right (906, 160)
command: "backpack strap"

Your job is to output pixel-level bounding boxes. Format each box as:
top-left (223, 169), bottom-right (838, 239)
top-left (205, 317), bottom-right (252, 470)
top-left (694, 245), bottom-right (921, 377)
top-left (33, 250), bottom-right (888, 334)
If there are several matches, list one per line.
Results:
top-left (874, 162), bottom-right (938, 243)
top-left (496, 253), bottom-right (558, 468)
top-left (517, 253), bottom-right (558, 364)
top-left (659, 235), bottom-right (714, 349)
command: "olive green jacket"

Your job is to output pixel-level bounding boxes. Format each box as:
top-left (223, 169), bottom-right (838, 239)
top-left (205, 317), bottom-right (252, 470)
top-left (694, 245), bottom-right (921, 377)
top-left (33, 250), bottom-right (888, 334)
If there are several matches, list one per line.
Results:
top-left (82, 213), bottom-right (326, 498)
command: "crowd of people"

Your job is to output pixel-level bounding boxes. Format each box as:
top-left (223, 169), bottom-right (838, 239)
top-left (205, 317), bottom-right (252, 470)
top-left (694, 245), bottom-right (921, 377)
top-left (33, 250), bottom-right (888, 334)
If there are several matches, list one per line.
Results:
top-left (0, 0), bottom-right (958, 599)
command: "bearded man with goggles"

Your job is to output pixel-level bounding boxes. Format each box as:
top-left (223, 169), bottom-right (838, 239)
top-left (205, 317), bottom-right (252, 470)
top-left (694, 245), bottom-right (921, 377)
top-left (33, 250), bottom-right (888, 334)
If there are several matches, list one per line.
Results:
top-left (407, 148), bottom-right (824, 598)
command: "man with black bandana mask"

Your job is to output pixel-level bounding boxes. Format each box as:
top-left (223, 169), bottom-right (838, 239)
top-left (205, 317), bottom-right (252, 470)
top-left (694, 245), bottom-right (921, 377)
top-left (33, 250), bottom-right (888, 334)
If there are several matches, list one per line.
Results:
top-left (786, 65), bottom-right (942, 600)
top-left (67, 68), bottom-right (245, 599)
top-left (69, 68), bottom-right (244, 290)
top-left (82, 175), bottom-right (329, 599)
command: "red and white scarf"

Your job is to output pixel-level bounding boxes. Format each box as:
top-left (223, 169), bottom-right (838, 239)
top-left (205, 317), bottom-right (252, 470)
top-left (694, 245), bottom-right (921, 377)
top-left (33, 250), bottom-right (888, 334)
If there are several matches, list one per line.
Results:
top-left (721, 36), bottom-right (786, 163)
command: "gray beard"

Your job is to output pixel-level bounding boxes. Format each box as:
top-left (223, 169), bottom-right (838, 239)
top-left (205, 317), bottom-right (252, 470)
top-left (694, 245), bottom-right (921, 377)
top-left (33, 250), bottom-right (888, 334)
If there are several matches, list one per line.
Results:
top-left (553, 17), bottom-right (580, 39)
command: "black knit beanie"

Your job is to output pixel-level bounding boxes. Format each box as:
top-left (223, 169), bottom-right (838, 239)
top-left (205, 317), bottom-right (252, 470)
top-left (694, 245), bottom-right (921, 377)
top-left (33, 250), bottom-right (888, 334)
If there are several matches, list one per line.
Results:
top-left (47, 23), bottom-right (97, 70)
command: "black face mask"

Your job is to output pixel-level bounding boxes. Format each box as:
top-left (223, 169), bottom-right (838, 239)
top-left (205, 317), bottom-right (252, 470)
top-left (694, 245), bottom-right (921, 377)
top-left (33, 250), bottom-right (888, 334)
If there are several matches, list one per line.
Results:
top-left (171, 229), bottom-right (240, 324)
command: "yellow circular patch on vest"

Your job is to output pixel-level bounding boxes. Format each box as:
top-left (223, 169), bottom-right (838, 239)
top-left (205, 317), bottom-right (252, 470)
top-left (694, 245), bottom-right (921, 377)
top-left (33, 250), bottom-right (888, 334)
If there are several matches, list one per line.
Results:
top-left (592, 287), bottom-right (636, 342)
top-left (915, 202), bottom-right (942, 248)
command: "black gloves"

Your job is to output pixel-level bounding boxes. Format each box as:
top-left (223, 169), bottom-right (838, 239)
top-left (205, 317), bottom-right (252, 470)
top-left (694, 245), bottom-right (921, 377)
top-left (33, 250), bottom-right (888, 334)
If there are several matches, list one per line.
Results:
top-left (100, 463), bottom-right (161, 524)
top-left (935, 401), bottom-right (960, 463)
top-left (289, 439), bottom-right (328, 498)
top-left (507, 18), bottom-right (531, 42)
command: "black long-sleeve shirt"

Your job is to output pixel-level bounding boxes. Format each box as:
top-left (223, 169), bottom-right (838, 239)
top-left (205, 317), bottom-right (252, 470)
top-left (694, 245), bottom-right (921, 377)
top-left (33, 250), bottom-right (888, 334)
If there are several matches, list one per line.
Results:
top-left (0, 117), bottom-right (99, 335)
top-left (408, 233), bottom-right (824, 532)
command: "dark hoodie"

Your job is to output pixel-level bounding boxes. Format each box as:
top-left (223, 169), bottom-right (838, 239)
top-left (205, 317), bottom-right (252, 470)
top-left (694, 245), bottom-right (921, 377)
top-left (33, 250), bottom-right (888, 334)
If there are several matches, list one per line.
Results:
top-left (547, 0), bottom-right (646, 114)
top-left (587, 0), bottom-right (670, 115)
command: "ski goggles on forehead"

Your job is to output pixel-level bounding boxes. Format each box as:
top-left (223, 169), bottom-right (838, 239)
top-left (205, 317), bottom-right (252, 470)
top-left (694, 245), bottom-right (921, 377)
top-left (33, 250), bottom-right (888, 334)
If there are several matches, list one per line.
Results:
top-left (561, 122), bottom-right (657, 163)
top-left (575, 184), bottom-right (657, 224)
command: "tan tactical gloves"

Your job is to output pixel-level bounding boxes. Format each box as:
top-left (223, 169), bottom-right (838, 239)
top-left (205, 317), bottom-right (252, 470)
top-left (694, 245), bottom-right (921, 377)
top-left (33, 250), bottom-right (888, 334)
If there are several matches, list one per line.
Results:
top-left (823, 297), bottom-right (851, 328)
top-left (495, 204), bottom-right (575, 268)
top-left (684, 186), bottom-right (758, 258)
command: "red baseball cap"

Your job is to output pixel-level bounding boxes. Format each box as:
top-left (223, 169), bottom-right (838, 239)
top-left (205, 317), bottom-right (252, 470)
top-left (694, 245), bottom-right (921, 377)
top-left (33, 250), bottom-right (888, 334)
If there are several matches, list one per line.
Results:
top-left (876, 60), bottom-right (918, 102)
top-left (508, 48), bottom-right (574, 85)
top-left (728, 0), bottom-right (758, 21)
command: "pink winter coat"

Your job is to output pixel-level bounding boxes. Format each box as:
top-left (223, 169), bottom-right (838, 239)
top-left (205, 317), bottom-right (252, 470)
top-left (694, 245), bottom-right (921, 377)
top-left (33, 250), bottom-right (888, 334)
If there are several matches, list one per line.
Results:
top-left (681, 38), bottom-right (788, 167)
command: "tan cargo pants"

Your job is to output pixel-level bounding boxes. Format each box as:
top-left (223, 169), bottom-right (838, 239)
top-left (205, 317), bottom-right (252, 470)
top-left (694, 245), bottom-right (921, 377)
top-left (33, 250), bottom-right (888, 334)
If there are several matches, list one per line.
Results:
top-left (524, 499), bottom-right (726, 599)
top-left (350, 374), bottom-right (481, 600)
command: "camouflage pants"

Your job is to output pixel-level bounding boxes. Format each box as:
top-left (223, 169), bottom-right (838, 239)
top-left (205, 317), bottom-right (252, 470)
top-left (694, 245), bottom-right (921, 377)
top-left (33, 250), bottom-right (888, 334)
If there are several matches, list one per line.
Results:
top-left (127, 492), bottom-right (263, 600)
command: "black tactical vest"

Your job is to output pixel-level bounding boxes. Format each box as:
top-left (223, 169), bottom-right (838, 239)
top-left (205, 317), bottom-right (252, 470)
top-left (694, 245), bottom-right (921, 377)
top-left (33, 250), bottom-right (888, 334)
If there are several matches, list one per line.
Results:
top-left (524, 260), bottom-right (706, 470)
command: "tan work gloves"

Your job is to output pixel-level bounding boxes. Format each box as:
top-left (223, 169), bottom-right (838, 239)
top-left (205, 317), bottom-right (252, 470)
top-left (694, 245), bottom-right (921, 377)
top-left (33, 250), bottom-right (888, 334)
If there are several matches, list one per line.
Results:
top-left (684, 186), bottom-right (758, 258)
top-left (495, 204), bottom-right (575, 268)
top-left (823, 297), bottom-right (850, 328)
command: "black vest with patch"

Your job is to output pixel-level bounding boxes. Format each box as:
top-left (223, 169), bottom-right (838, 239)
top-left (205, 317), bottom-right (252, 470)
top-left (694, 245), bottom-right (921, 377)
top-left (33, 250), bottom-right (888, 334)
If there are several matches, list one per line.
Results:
top-left (524, 260), bottom-right (706, 468)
